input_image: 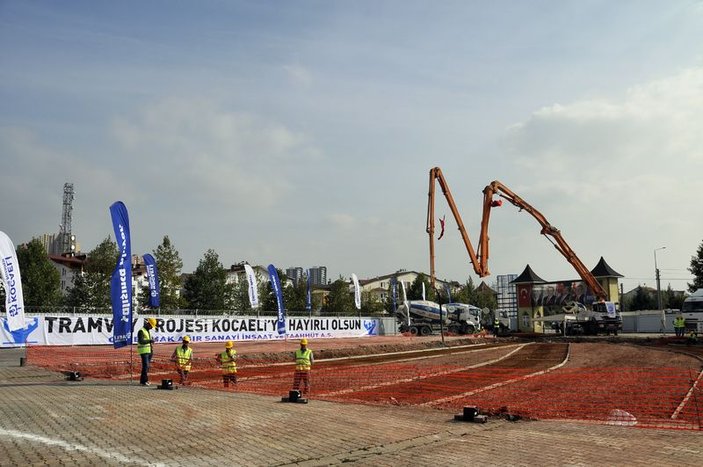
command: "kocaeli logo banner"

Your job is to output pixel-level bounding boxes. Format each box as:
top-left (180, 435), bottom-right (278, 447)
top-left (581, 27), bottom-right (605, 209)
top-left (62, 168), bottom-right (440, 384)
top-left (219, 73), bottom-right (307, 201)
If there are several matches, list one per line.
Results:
top-left (267, 264), bottom-right (286, 335)
top-left (109, 201), bottom-right (132, 348)
top-left (0, 231), bottom-right (25, 332)
top-left (143, 253), bottom-right (160, 308)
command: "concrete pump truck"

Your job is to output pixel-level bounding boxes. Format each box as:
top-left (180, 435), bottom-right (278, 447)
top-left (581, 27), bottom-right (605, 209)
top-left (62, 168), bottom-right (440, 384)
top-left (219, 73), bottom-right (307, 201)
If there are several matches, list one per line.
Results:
top-left (425, 167), bottom-right (621, 336)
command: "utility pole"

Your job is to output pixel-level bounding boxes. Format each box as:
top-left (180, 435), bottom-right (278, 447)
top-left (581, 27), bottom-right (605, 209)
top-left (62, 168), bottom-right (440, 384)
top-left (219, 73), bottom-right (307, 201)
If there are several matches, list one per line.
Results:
top-left (654, 246), bottom-right (666, 310)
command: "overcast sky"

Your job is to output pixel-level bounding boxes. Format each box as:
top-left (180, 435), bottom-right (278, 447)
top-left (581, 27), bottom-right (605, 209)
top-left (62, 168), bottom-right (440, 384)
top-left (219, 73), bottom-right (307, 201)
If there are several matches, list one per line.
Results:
top-left (1, 1), bottom-right (701, 293)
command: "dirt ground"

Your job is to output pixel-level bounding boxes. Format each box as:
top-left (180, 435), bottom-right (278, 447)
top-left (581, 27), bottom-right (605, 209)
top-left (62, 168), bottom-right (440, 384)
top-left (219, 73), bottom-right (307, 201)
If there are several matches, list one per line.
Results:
top-left (25, 334), bottom-right (703, 429)
top-left (563, 341), bottom-right (699, 367)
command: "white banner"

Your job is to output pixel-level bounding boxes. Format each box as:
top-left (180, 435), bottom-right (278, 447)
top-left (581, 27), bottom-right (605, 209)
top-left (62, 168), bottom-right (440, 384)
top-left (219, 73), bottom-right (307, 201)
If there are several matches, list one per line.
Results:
top-left (422, 282), bottom-right (426, 301)
top-left (244, 264), bottom-right (259, 308)
top-left (352, 273), bottom-right (361, 310)
top-left (0, 231), bottom-right (25, 332)
top-left (400, 280), bottom-right (408, 304)
top-left (0, 315), bottom-right (381, 347)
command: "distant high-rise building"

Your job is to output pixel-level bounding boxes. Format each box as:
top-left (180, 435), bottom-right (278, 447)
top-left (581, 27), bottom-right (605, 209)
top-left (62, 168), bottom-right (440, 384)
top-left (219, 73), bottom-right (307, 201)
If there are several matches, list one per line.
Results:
top-left (308, 266), bottom-right (327, 286)
top-left (496, 274), bottom-right (518, 328)
top-left (286, 267), bottom-right (304, 284)
top-left (39, 233), bottom-right (60, 255)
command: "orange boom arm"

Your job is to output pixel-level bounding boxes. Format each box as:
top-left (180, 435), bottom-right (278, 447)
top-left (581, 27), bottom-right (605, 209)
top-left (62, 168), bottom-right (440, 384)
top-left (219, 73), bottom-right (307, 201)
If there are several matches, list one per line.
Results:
top-left (427, 167), bottom-right (606, 300)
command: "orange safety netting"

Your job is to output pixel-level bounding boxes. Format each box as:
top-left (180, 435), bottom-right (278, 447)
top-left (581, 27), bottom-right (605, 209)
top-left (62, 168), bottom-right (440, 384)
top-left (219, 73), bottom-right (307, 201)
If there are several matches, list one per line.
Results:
top-left (25, 341), bottom-right (702, 431)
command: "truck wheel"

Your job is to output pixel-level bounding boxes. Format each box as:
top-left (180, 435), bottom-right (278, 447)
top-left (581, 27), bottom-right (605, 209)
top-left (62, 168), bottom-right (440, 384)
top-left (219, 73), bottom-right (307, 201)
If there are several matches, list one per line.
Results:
top-left (420, 326), bottom-right (431, 336)
top-left (410, 326), bottom-right (419, 336)
top-left (464, 325), bottom-right (475, 335)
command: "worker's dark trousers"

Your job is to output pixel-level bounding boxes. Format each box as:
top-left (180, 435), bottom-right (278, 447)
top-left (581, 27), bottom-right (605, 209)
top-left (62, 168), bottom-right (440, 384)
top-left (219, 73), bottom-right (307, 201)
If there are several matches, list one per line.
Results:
top-left (140, 353), bottom-right (152, 384)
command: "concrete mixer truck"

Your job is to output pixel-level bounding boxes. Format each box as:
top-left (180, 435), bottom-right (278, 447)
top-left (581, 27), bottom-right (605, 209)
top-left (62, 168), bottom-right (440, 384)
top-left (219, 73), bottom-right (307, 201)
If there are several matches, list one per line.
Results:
top-left (396, 300), bottom-right (483, 336)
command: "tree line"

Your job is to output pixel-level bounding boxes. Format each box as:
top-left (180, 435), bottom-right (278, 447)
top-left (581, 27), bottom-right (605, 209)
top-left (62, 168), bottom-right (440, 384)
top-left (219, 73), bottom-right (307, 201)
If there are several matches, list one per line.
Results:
top-left (0, 235), bottom-right (496, 316)
top-left (3, 236), bottom-right (703, 314)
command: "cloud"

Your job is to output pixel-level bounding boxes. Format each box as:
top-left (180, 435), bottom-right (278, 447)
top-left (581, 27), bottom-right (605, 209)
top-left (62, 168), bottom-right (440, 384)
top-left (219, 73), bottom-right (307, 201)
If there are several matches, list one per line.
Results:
top-left (283, 64), bottom-right (313, 86)
top-left (110, 97), bottom-right (319, 208)
top-left (0, 126), bottom-right (134, 245)
top-left (506, 67), bottom-right (703, 179)
top-left (494, 67), bottom-right (703, 289)
top-left (327, 213), bottom-right (356, 229)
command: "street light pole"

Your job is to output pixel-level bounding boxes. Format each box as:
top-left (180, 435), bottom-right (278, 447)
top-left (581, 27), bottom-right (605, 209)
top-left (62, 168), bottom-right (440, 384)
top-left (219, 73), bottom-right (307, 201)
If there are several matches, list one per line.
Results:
top-left (654, 246), bottom-right (666, 310)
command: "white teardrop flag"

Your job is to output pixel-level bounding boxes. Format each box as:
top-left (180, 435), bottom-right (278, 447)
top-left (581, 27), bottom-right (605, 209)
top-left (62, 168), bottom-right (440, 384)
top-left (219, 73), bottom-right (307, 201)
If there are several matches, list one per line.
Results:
top-left (352, 273), bottom-right (361, 310)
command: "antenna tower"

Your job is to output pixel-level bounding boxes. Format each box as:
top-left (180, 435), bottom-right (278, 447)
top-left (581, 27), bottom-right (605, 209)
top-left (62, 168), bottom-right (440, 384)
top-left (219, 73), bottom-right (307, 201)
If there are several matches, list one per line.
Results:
top-left (59, 183), bottom-right (75, 254)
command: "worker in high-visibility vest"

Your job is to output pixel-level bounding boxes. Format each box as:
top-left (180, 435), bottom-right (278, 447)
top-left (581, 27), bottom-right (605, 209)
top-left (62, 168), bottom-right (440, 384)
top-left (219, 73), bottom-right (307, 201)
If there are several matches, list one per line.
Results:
top-left (216, 341), bottom-right (237, 388)
top-left (137, 318), bottom-right (157, 386)
top-left (292, 338), bottom-right (314, 396)
top-left (171, 336), bottom-right (193, 385)
top-left (673, 315), bottom-right (686, 337)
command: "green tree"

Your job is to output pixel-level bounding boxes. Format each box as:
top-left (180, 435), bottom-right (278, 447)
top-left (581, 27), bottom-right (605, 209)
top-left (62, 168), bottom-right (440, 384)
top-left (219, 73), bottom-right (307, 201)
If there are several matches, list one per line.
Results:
top-left (183, 249), bottom-right (232, 311)
top-left (630, 286), bottom-right (657, 311)
top-left (65, 237), bottom-right (118, 308)
top-left (472, 282), bottom-right (498, 312)
top-left (407, 274), bottom-right (428, 300)
top-left (16, 239), bottom-right (61, 307)
top-left (229, 274), bottom-right (252, 311)
top-left (688, 239), bottom-right (703, 292)
top-left (153, 235), bottom-right (184, 310)
top-left (283, 276), bottom-right (308, 312)
top-left (663, 284), bottom-right (685, 310)
top-left (360, 291), bottom-right (385, 315)
top-left (321, 278), bottom-right (354, 315)
top-left (448, 277), bottom-right (476, 305)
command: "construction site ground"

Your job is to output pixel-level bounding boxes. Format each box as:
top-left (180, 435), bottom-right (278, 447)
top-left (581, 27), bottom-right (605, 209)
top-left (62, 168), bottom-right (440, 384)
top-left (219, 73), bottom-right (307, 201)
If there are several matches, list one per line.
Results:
top-left (1, 333), bottom-right (702, 466)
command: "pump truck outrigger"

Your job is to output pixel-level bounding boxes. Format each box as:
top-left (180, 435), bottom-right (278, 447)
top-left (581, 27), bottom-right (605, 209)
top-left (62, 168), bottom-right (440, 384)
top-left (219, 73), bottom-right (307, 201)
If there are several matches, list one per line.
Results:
top-left (426, 167), bottom-right (622, 335)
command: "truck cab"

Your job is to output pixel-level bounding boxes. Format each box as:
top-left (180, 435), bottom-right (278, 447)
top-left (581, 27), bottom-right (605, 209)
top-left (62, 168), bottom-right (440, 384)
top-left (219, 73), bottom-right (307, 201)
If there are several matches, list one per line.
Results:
top-left (550, 301), bottom-right (622, 335)
top-left (681, 289), bottom-right (703, 334)
top-left (590, 301), bottom-right (622, 335)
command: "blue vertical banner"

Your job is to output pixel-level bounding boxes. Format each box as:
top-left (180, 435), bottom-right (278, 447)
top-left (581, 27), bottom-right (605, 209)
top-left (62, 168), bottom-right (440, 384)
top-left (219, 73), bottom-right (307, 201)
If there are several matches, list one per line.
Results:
top-left (267, 264), bottom-right (286, 335)
top-left (444, 284), bottom-right (452, 303)
top-left (143, 253), bottom-right (160, 308)
top-left (390, 277), bottom-right (397, 312)
top-left (305, 269), bottom-right (312, 311)
top-left (109, 201), bottom-right (132, 349)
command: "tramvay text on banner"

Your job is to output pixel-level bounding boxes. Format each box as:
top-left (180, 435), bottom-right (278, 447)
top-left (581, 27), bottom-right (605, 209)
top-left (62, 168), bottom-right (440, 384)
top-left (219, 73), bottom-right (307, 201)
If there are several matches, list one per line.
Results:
top-left (0, 315), bottom-right (380, 347)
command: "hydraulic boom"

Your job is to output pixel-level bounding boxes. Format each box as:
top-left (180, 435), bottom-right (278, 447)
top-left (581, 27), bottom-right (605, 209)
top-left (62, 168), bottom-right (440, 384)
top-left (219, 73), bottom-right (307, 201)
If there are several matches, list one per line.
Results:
top-left (426, 167), bottom-right (607, 300)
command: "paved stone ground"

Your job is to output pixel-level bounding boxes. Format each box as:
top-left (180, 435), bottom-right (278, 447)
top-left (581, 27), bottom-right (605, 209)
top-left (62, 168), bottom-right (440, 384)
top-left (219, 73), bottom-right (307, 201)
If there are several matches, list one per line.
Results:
top-left (1, 343), bottom-right (702, 466)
